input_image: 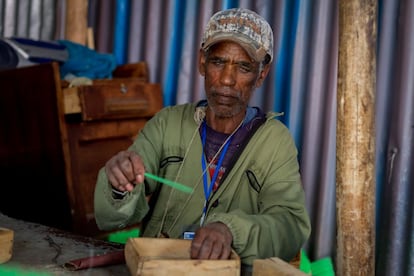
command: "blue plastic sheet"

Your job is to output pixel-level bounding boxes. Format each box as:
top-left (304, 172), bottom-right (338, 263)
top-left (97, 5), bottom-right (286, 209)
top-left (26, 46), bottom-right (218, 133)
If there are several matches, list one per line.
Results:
top-left (58, 40), bottom-right (117, 79)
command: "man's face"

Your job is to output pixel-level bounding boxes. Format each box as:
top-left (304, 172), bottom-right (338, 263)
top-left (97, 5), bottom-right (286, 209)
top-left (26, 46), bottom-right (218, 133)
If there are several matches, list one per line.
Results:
top-left (199, 41), bottom-right (270, 118)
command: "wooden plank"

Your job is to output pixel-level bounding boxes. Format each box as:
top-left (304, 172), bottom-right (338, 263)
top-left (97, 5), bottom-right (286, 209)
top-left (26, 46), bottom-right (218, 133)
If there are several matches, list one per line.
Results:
top-left (253, 258), bottom-right (307, 276)
top-left (65, 0), bottom-right (88, 45)
top-left (337, 0), bottom-right (377, 275)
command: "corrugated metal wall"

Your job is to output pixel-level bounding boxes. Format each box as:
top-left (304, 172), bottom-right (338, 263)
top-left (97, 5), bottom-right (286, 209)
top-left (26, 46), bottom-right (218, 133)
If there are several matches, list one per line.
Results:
top-left (1, 0), bottom-right (413, 274)
top-left (0, 0), bottom-right (61, 39)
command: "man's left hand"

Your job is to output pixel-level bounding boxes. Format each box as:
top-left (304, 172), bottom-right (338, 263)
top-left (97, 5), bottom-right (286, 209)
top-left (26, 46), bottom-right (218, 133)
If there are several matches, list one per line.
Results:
top-left (190, 222), bottom-right (233, 260)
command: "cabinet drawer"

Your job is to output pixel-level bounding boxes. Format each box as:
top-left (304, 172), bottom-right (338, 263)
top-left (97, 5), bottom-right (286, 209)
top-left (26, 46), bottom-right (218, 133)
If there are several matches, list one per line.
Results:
top-left (64, 79), bottom-right (163, 121)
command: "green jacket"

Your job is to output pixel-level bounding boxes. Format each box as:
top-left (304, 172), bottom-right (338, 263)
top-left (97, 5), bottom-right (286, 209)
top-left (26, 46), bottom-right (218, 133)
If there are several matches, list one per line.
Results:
top-left (94, 102), bottom-right (311, 265)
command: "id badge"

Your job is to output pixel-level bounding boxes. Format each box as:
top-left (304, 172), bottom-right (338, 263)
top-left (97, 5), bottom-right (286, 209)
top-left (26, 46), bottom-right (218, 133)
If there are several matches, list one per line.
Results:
top-left (183, 231), bottom-right (195, 240)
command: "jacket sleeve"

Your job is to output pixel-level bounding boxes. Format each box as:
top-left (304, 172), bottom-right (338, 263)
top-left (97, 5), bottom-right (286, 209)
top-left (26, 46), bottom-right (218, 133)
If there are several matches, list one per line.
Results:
top-left (94, 168), bottom-right (150, 231)
top-left (205, 125), bottom-right (311, 265)
top-left (94, 109), bottom-right (168, 231)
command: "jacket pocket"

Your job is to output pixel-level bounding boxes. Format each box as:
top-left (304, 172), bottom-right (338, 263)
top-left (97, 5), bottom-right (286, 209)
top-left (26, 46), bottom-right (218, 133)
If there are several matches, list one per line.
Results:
top-left (246, 169), bottom-right (262, 193)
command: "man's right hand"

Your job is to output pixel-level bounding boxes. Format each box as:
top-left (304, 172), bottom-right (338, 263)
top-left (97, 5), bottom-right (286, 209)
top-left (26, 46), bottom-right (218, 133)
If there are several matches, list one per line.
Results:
top-left (104, 150), bottom-right (145, 192)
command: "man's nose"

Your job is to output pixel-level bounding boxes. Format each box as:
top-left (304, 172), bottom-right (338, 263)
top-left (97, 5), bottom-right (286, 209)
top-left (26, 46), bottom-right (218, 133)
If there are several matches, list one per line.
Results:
top-left (219, 64), bottom-right (237, 86)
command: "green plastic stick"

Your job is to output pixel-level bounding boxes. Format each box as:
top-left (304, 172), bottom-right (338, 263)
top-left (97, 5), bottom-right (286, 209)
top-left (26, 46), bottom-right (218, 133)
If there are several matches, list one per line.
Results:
top-left (144, 172), bottom-right (193, 194)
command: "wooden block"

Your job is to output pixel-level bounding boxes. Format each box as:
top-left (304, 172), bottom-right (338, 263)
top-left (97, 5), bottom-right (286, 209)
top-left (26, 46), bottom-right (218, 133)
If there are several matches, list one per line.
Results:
top-left (125, 238), bottom-right (240, 276)
top-left (63, 86), bottom-right (82, 114)
top-left (253, 257), bottom-right (308, 276)
top-left (0, 227), bottom-right (14, 264)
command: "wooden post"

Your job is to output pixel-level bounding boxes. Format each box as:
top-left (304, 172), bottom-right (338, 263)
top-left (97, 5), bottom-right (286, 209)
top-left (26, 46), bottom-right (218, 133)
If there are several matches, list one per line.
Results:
top-left (336, 1), bottom-right (376, 275)
top-left (65, 0), bottom-right (88, 45)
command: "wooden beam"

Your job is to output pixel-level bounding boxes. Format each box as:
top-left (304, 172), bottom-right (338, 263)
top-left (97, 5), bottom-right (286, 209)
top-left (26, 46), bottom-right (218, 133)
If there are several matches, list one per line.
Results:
top-left (65, 0), bottom-right (88, 45)
top-left (336, 1), bottom-right (377, 275)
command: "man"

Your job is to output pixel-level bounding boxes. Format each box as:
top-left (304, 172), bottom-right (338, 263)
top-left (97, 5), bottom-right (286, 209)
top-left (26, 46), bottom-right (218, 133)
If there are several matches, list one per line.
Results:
top-left (94, 8), bottom-right (311, 266)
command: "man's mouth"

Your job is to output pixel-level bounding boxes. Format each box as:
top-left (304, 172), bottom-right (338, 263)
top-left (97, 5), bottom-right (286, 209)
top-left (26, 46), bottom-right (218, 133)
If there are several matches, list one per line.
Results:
top-left (212, 92), bottom-right (237, 104)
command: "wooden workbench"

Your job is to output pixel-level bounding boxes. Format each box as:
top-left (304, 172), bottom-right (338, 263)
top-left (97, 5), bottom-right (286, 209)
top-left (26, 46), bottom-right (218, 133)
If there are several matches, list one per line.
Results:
top-left (0, 212), bottom-right (129, 275)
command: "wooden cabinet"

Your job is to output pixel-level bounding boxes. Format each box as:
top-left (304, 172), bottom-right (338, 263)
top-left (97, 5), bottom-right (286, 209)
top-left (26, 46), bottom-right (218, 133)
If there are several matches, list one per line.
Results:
top-left (0, 63), bottom-right (72, 231)
top-left (0, 62), bottom-right (162, 237)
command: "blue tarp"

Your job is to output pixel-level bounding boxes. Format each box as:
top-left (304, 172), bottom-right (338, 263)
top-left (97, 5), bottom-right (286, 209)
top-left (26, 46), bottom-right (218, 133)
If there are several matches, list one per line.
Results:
top-left (58, 40), bottom-right (117, 79)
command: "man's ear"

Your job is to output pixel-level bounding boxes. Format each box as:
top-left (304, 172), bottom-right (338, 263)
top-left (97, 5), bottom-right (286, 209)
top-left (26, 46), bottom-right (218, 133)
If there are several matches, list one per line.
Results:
top-left (255, 63), bottom-right (271, 88)
top-left (199, 49), bottom-right (206, 76)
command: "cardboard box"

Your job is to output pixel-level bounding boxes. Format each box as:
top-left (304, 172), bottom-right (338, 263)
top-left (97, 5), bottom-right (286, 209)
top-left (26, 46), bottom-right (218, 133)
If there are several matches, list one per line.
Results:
top-left (125, 238), bottom-right (240, 276)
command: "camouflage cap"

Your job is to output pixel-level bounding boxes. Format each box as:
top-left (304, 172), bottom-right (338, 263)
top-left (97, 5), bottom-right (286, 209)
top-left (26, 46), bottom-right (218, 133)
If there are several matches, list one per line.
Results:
top-left (201, 8), bottom-right (274, 63)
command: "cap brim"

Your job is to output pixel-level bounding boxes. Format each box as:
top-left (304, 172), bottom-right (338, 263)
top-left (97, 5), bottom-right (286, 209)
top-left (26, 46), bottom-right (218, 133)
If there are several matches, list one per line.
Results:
top-left (202, 34), bottom-right (266, 62)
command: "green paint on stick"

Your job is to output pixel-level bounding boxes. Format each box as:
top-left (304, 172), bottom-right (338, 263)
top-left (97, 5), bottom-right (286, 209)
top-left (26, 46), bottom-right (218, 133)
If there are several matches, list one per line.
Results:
top-left (144, 172), bottom-right (193, 194)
